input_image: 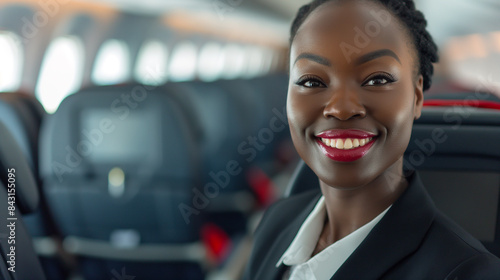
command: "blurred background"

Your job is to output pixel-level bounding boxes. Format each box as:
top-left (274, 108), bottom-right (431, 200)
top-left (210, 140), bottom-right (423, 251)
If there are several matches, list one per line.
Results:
top-left (0, 0), bottom-right (499, 279)
top-left (0, 0), bottom-right (499, 112)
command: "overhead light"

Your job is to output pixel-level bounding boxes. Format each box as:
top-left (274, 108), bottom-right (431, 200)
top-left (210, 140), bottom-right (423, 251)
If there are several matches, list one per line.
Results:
top-left (446, 37), bottom-right (467, 61)
top-left (490, 31), bottom-right (500, 53)
top-left (466, 34), bottom-right (488, 58)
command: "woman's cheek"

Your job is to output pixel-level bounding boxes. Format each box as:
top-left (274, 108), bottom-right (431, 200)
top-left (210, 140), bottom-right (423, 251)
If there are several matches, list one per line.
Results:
top-left (373, 93), bottom-right (415, 148)
top-left (287, 92), bottom-right (318, 150)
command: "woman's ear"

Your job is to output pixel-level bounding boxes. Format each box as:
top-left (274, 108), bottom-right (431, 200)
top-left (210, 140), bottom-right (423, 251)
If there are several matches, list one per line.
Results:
top-left (413, 75), bottom-right (424, 120)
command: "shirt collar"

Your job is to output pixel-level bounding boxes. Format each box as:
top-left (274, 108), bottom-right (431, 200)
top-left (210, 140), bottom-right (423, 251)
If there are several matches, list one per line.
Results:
top-left (276, 196), bottom-right (391, 268)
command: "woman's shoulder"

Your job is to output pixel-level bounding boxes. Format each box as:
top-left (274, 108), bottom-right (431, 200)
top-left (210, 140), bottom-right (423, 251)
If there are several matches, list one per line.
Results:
top-left (429, 210), bottom-right (494, 255)
top-left (446, 253), bottom-right (500, 279)
top-left (418, 210), bottom-right (500, 277)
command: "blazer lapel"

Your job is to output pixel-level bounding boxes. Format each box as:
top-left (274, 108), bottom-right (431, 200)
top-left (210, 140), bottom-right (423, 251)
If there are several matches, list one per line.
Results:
top-left (331, 172), bottom-right (437, 280)
top-left (256, 191), bottom-right (322, 280)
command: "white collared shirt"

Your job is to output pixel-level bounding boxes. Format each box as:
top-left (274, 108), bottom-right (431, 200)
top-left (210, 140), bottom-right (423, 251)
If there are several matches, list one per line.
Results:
top-left (276, 196), bottom-right (391, 280)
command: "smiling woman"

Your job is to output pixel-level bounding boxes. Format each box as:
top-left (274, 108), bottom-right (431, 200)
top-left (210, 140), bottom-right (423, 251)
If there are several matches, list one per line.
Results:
top-left (244, 0), bottom-right (500, 279)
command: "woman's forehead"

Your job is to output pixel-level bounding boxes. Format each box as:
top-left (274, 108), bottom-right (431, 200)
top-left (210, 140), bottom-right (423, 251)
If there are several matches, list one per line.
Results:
top-left (291, 1), bottom-right (411, 64)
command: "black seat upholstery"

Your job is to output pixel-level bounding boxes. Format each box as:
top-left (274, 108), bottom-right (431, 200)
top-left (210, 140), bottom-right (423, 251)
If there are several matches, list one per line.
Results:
top-left (284, 106), bottom-right (500, 257)
top-left (424, 90), bottom-right (500, 103)
top-left (0, 91), bottom-right (46, 190)
top-left (39, 84), bottom-right (205, 279)
top-left (0, 92), bottom-right (68, 279)
top-left (168, 75), bottom-right (292, 236)
top-left (0, 93), bottom-right (37, 169)
top-left (233, 74), bottom-right (294, 171)
top-left (168, 80), bottom-right (263, 235)
top-left (0, 121), bottom-right (46, 280)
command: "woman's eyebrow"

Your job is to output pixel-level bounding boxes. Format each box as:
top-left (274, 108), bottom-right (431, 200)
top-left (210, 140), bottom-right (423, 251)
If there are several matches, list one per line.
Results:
top-left (355, 49), bottom-right (401, 65)
top-left (294, 52), bottom-right (332, 66)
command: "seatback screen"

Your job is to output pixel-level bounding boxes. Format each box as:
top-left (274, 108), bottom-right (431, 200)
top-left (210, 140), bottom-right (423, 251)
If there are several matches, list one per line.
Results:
top-left (80, 108), bottom-right (161, 164)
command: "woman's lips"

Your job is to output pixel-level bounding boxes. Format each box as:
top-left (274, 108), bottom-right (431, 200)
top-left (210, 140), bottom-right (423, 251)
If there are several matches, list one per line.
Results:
top-left (315, 129), bottom-right (377, 162)
top-left (316, 129), bottom-right (376, 139)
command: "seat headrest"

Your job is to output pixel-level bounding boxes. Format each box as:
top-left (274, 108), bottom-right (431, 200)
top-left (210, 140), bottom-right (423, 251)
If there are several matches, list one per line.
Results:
top-left (284, 160), bottom-right (318, 197)
top-left (0, 121), bottom-right (39, 214)
top-left (39, 84), bottom-right (201, 181)
top-left (0, 100), bottom-right (34, 168)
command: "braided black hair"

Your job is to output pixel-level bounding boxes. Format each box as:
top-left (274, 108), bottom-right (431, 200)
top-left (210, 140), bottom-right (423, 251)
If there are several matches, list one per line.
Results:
top-left (290, 0), bottom-right (439, 91)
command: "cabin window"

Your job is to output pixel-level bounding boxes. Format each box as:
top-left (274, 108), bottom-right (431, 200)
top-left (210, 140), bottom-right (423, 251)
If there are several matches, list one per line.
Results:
top-left (0, 31), bottom-right (23, 92)
top-left (261, 49), bottom-right (275, 74)
top-left (168, 41), bottom-right (198, 82)
top-left (92, 39), bottom-right (131, 85)
top-left (198, 42), bottom-right (225, 82)
top-left (135, 40), bottom-right (169, 85)
top-left (36, 36), bottom-right (84, 113)
top-left (221, 44), bottom-right (246, 79)
top-left (244, 46), bottom-right (265, 78)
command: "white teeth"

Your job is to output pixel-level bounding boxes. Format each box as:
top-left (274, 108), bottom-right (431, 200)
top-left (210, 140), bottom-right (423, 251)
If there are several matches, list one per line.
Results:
top-left (336, 139), bottom-right (344, 149)
top-left (321, 137), bottom-right (374, 150)
top-left (344, 138), bottom-right (353, 149)
top-left (353, 138), bottom-right (360, 148)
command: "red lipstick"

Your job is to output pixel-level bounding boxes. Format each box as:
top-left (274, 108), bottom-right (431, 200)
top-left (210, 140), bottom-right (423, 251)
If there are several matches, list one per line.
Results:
top-left (316, 129), bottom-right (377, 162)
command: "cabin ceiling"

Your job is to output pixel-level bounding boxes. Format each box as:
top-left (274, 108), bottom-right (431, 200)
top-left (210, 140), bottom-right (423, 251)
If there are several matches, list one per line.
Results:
top-left (81, 0), bottom-right (500, 47)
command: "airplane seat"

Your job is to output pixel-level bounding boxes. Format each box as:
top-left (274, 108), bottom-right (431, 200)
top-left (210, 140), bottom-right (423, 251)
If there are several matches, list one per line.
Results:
top-left (0, 91), bottom-right (47, 185)
top-left (424, 90), bottom-right (500, 102)
top-left (0, 121), bottom-right (47, 280)
top-left (39, 84), bottom-right (206, 280)
top-left (167, 81), bottom-right (262, 237)
top-left (0, 93), bottom-right (37, 169)
top-left (15, 91), bottom-right (47, 123)
top-left (424, 91), bottom-right (500, 109)
top-left (168, 75), bottom-right (295, 238)
top-left (0, 92), bottom-right (66, 279)
top-left (283, 106), bottom-right (500, 258)
top-left (244, 73), bottom-right (289, 127)
top-left (230, 74), bottom-right (295, 175)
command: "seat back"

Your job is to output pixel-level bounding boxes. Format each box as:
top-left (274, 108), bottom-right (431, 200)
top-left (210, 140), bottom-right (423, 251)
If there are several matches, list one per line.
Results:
top-left (168, 75), bottom-right (293, 236)
top-left (0, 121), bottom-right (46, 280)
top-left (233, 74), bottom-right (295, 170)
top-left (284, 106), bottom-right (500, 257)
top-left (0, 92), bottom-right (66, 279)
top-left (0, 93), bottom-right (36, 169)
top-left (168, 80), bottom-right (262, 235)
top-left (406, 106), bottom-right (500, 256)
top-left (39, 84), bottom-right (205, 279)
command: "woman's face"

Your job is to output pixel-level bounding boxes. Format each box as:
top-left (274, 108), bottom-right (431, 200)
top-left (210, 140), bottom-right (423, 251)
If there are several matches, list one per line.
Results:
top-left (287, 0), bottom-right (424, 189)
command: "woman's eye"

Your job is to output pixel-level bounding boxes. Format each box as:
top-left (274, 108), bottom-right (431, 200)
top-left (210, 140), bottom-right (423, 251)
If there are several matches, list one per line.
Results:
top-left (366, 77), bottom-right (388, 86)
top-left (363, 74), bottom-right (395, 86)
top-left (304, 80), bottom-right (322, 88)
top-left (296, 77), bottom-right (324, 88)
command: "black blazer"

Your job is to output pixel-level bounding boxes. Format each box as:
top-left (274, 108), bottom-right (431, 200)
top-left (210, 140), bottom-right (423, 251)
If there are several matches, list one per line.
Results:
top-left (244, 172), bottom-right (500, 279)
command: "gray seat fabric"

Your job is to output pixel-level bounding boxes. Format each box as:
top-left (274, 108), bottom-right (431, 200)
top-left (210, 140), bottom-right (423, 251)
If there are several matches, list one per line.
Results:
top-left (167, 75), bottom-right (292, 236)
top-left (0, 121), bottom-right (46, 280)
top-left (0, 121), bottom-right (39, 213)
top-left (0, 92), bottom-right (68, 279)
top-left (0, 97), bottom-right (34, 170)
top-left (0, 92), bottom-right (46, 171)
top-left (39, 84), bottom-right (205, 280)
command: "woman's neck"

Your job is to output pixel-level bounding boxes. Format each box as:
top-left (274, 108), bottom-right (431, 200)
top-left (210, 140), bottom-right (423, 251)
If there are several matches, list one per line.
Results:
top-left (317, 158), bottom-right (408, 247)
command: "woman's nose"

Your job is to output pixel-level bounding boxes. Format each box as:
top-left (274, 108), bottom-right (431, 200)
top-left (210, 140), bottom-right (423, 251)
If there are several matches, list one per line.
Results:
top-left (322, 87), bottom-right (366, 121)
